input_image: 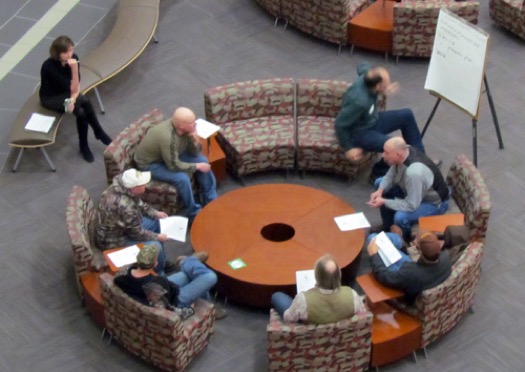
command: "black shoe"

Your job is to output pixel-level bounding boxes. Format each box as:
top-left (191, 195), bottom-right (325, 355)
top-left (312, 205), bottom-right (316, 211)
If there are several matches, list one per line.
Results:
top-left (96, 132), bottom-right (112, 146)
top-left (164, 260), bottom-right (179, 275)
top-left (80, 147), bottom-right (94, 163)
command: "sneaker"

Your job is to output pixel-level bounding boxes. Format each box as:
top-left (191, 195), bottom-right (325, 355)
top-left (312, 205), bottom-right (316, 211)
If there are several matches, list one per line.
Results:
top-left (433, 159), bottom-right (443, 168)
top-left (214, 304), bottom-right (228, 320)
top-left (80, 147), bottom-right (94, 163)
top-left (164, 260), bottom-right (179, 275)
top-left (173, 306), bottom-right (195, 321)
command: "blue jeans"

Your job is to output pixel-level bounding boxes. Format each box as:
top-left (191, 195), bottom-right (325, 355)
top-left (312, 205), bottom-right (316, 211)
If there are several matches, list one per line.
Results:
top-left (366, 232), bottom-right (412, 271)
top-left (354, 109), bottom-right (425, 153)
top-left (374, 178), bottom-right (449, 241)
top-left (143, 152), bottom-right (217, 220)
top-left (167, 256), bottom-right (217, 308)
top-left (125, 216), bottom-right (165, 275)
top-left (271, 292), bottom-right (294, 318)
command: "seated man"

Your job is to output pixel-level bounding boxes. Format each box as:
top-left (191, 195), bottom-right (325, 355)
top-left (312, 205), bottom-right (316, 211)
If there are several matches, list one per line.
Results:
top-left (271, 254), bottom-right (365, 324)
top-left (367, 230), bottom-right (452, 303)
top-left (335, 62), bottom-right (427, 177)
top-left (115, 245), bottom-right (227, 319)
top-left (134, 107), bottom-right (217, 221)
top-left (367, 137), bottom-right (449, 241)
top-left (95, 168), bottom-right (173, 275)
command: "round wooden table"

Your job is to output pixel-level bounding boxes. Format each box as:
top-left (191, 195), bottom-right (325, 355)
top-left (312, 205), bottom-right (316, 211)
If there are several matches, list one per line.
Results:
top-left (191, 184), bottom-right (364, 308)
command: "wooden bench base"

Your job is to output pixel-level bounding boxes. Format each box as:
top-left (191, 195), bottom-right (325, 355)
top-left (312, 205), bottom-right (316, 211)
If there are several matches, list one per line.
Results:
top-left (80, 272), bottom-right (105, 329)
top-left (370, 302), bottom-right (421, 368)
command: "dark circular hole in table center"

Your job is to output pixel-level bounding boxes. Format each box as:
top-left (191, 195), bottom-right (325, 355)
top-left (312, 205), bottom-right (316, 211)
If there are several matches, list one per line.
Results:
top-left (260, 223), bottom-right (295, 242)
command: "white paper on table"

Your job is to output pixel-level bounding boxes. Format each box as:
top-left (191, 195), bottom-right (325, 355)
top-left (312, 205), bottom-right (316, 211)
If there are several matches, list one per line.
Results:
top-left (196, 118), bottom-right (220, 139)
top-left (296, 269), bottom-right (316, 293)
top-left (25, 113), bottom-right (55, 133)
top-left (160, 216), bottom-right (189, 242)
top-left (375, 231), bottom-right (402, 267)
top-left (107, 245), bottom-right (140, 268)
top-left (334, 212), bottom-right (371, 231)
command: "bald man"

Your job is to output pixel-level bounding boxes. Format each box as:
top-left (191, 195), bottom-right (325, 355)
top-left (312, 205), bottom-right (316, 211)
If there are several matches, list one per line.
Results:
top-left (271, 254), bottom-right (365, 324)
top-left (335, 62), bottom-right (426, 177)
top-left (134, 107), bottom-right (217, 221)
top-left (368, 137), bottom-right (449, 241)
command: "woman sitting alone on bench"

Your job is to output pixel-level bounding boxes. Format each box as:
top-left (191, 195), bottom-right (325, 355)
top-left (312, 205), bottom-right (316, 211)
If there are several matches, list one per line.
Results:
top-left (39, 36), bottom-right (112, 163)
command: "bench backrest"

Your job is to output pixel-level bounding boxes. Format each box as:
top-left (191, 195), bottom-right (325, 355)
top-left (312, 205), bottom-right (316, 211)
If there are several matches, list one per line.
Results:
top-left (100, 272), bottom-right (215, 371)
top-left (103, 108), bottom-right (165, 183)
top-left (296, 79), bottom-right (351, 118)
top-left (66, 186), bottom-right (108, 297)
top-left (204, 78), bottom-right (295, 125)
top-left (414, 241), bottom-right (483, 348)
top-left (393, 0), bottom-right (480, 58)
top-left (81, 0), bottom-right (160, 93)
top-left (267, 308), bottom-right (373, 370)
top-left (446, 154), bottom-right (491, 242)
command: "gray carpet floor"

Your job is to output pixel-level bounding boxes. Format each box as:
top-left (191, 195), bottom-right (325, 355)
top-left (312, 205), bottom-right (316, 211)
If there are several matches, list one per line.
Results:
top-left (0, 0), bottom-right (524, 370)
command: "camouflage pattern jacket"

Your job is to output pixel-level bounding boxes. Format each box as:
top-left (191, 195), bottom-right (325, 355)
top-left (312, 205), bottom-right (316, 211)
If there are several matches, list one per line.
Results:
top-left (95, 174), bottom-right (159, 250)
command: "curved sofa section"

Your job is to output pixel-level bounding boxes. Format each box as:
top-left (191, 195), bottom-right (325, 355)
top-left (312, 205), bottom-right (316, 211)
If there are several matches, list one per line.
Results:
top-left (204, 78), bottom-right (377, 182)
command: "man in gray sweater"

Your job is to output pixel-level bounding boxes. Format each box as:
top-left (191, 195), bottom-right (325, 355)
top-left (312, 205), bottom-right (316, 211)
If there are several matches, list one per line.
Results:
top-left (367, 137), bottom-right (449, 241)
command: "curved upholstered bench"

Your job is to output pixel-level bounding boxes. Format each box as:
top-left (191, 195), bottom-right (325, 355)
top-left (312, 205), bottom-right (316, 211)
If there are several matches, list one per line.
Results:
top-left (8, 0), bottom-right (160, 172)
top-left (392, 0), bottom-right (480, 62)
top-left (390, 241), bottom-right (483, 354)
top-left (204, 78), bottom-right (377, 183)
top-left (255, 0), bottom-right (370, 52)
top-left (204, 78), bottom-right (296, 183)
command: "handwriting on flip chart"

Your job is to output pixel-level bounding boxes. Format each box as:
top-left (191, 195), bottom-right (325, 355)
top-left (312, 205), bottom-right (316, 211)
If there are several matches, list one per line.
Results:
top-left (424, 9), bottom-right (489, 118)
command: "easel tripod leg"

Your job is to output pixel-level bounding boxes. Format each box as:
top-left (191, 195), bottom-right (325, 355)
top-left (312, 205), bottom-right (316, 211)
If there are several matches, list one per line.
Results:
top-left (483, 75), bottom-right (504, 149)
top-left (422, 98), bottom-right (441, 138)
top-left (472, 119), bottom-right (478, 167)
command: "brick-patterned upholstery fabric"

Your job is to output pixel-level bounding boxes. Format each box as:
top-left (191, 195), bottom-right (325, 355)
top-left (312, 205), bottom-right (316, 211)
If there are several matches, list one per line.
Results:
top-left (392, 0), bottom-right (480, 58)
top-left (296, 79), bottom-right (376, 180)
top-left (204, 78), bottom-right (295, 179)
top-left (281, 0), bottom-right (369, 46)
top-left (100, 273), bottom-right (215, 371)
top-left (490, 0), bottom-right (525, 40)
top-left (254, 0), bottom-right (282, 19)
top-left (390, 242), bottom-right (483, 349)
top-left (267, 308), bottom-right (373, 371)
top-left (66, 186), bottom-right (108, 297)
top-left (446, 154), bottom-right (491, 242)
top-left (103, 109), bottom-right (183, 215)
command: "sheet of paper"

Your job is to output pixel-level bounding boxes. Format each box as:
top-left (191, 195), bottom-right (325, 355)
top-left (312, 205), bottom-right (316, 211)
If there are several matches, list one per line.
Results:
top-left (196, 118), bottom-right (220, 139)
top-left (107, 245), bottom-right (140, 268)
top-left (375, 232), bottom-right (402, 267)
top-left (160, 216), bottom-right (188, 242)
top-left (25, 113), bottom-right (55, 133)
top-left (228, 258), bottom-right (246, 270)
top-left (296, 269), bottom-right (316, 293)
top-left (334, 212), bottom-right (371, 231)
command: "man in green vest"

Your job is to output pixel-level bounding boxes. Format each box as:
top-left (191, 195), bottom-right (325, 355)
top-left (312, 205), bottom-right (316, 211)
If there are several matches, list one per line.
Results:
top-left (271, 254), bottom-right (365, 324)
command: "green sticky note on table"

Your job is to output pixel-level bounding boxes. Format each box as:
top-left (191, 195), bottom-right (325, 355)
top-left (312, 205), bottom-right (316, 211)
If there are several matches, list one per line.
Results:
top-left (228, 258), bottom-right (246, 270)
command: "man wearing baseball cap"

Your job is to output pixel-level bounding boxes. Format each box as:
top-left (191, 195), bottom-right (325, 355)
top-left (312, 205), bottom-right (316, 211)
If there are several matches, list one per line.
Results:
top-left (95, 168), bottom-right (176, 275)
top-left (367, 229), bottom-right (452, 303)
top-left (115, 244), bottom-right (228, 319)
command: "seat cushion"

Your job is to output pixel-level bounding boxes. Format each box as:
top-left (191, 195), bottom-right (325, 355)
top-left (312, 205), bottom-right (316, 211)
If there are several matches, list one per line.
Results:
top-left (216, 116), bottom-right (295, 177)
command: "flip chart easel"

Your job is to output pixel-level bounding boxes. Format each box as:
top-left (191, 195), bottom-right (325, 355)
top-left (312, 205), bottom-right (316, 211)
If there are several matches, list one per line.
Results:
top-left (422, 9), bottom-right (504, 166)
